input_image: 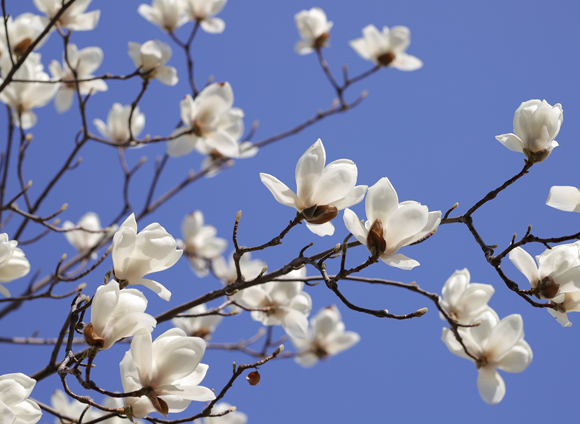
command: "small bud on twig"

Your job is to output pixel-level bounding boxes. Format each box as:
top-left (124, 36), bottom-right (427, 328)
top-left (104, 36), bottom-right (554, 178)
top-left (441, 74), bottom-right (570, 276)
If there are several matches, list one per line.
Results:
top-left (274, 344), bottom-right (284, 355)
top-left (414, 307), bottom-right (428, 317)
top-left (246, 371), bottom-right (260, 386)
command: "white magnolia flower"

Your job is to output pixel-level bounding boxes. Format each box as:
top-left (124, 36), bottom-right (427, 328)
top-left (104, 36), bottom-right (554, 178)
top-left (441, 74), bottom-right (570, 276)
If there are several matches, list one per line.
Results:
top-left (0, 13), bottom-right (48, 59)
top-left (495, 99), bottom-right (563, 163)
top-left (93, 103), bottom-right (146, 143)
top-left (51, 389), bottom-right (103, 423)
top-left (180, 211), bottom-right (227, 277)
top-left (112, 214), bottom-right (183, 301)
top-left (343, 177), bottom-right (440, 270)
top-left (49, 44), bottom-right (107, 113)
top-left (182, 0), bottom-right (227, 34)
top-left (237, 268), bottom-right (312, 339)
top-left (128, 40), bottom-right (178, 86)
top-left (260, 139), bottom-right (367, 237)
top-left (294, 8), bottom-right (333, 55)
top-left (62, 212), bottom-right (112, 259)
top-left (33, 0), bottom-right (100, 31)
top-left (84, 280), bottom-right (156, 350)
top-left (349, 24), bottom-right (422, 71)
top-left (509, 243), bottom-right (580, 326)
top-left (546, 186), bottom-right (580, 213)
top-left (439, 268), bottom-right (495, 323)
top-left (442, 311), bottom-right (532, 404)
top-left (509, 243), bottom-right (580, 298)
top-left (0, 234), bottom-right (30, 298)
top-left (0, 373), bottom-right (42, 423)
top-left (204, 403), bottom-right (247, 424)
top-left (167, 82), bottom-right (243, 158)
top-left (120, 328), bottom-right (215, 419)
top-left (138, 0), bottom-right (188, 33)
top-left (291, 305), bottom-right (360, 368)
top-left (172, 304), bottom-right (222, 340)
top-left (213, 251), bottom-right (265, 286)
top-left (0, 53), bottom-right (59, 129)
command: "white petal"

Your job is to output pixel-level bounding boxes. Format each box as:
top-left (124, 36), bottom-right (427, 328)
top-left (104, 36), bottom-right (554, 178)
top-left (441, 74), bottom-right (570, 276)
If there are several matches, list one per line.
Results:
top-left (157, 66), bottom-right (178, 86)
top-left (134, 278), bottom-right (172, 301)
top-left (508, 247), bottom-right (540, 286)
top-left (167, 132), bottom-right (198, 158)
top-left (546, 186), bottom-right (580, 213)
top-left (391, 53), bottom-right (423, 71)
top-left (495, 133), bottom-right (524, 153)
top-left (477, 367), bottom-right (506, 405)
top-left (259, 173), bottom-right (301, 209)
top-left (485, 314), bottom-right (523, 362)
top-left (496, 340), bottom-right (533, 373)
top-left (296, 139), bottom-right (326, 205)
top-left (343, 208), bottom-right (368, 246)
top-left (366, 177), bottom-right (399, 227)
top-left (380, 253), bottom-right (419, 270)
top-left (200, 17), bottom-right (225, 33)
top-left (305, 221), bottom-right (334, 237)
top-left (309, 159), bottom-right (357, 206)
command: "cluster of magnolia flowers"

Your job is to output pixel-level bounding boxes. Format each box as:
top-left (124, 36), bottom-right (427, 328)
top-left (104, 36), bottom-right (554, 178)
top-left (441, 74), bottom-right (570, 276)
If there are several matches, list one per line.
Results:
top-left (439, 269), bottom-right (532, 405)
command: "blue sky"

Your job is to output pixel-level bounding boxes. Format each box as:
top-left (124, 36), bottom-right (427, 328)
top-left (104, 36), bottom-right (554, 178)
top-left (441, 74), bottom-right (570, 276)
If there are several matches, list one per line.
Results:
top-left (2, 0), bottom-right (580, 422)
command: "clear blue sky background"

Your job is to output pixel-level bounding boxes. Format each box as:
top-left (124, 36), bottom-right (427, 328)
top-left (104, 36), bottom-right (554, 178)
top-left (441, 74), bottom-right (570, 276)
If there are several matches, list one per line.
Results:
top-left (2, 0), bottom-right (580, 422)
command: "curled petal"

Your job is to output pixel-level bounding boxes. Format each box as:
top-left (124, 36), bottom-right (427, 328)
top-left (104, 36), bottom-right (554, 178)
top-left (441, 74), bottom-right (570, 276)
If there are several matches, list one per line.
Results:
top-left (477, 367), bottom-right (506, 405)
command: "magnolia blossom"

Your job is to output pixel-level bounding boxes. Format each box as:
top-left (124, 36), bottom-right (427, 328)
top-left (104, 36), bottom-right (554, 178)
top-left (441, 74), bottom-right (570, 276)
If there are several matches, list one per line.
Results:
top-left (546, 186), bottom-right (580, 213)
top-left (0, 234), bottom-right (30, 298)
top-left (182, 0), bottom-right (227, 34)
top-left (34, 0), bottom-right (99, 31)
top-left (237, 268), bottom-right (312, 339)
top-left (49, 44), bottom-right (107, 113)
top-left (180, 211), bottom-right (227, 277)
top-left (138, 0), bottom-right (188, 33)
top-left (167, 82), bottom-right (243, 158)
top-left (62, 212), bottom-right (111, 259)
top-left (84, 281), bottom-right (156, 350)
top-left (291, 305), bottom-right (360, 368)
top-left (0, 373), bottom-right (42, 423)
top-left (294, 8), bottom-right (333, 55)
top-left (439, 269), bottom-right (495, 323)
top-left (128, 40), bottom-right (178, 86)
top-left (112, 214), bottom-right (182, 301)
top-left (0, 53), bottom-right (59, 129)
top-left (93, 103), bottom-right (146, 143)
top-left (495, 99), bottom-right (563, 163)
top-left (172, 304), bottom-right (222, 340)
top-left (349, 24), bottom-right (422, 70)
top-left (0, 13), bottom-right (48, 59)
top-left (442, 311), bottom-right (532, 404)
top-left (120, 328), bottom-right (215, 419)
top-left (51, 389), bottom-right (103, 423)
top-left (204, 403), bottom-right (247, 424)
top-left (260, 139), bottom-right (367, 237)
top-left (213, 252), bottom-right (266, 286)
top-left (343, 177), bottom-right (440, 270)
top-left (509, 243), bottom-right (580, 326)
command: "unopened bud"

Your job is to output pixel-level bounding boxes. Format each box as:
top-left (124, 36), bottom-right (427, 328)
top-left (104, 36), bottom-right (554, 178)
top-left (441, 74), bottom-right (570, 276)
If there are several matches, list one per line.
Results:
top-left (414, 307), bottom-right (428, 317)
top-left (61, 203), bottom-right (68, 211)
top-left (246, 371), bottom-right (260, 386)
top-left (236, 210), bottom-right (242, 221)
top-left (77, 282), bottom-right (87, 291)
top-left (274, 344), bottom-right (284, 355)
top-left (25, 133), bottom-right (33, 142)
top-left (26, 180), bottom-right (32, 188)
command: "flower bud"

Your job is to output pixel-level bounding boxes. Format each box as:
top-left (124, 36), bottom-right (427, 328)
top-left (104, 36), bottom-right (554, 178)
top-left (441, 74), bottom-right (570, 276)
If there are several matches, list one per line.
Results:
top-left (246, 371), bottom-right (260, 386)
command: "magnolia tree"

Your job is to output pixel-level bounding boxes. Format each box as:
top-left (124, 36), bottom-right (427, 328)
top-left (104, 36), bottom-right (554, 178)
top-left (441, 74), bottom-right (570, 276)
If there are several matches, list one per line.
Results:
top-left (0, 1), bottom-right (579, 423)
